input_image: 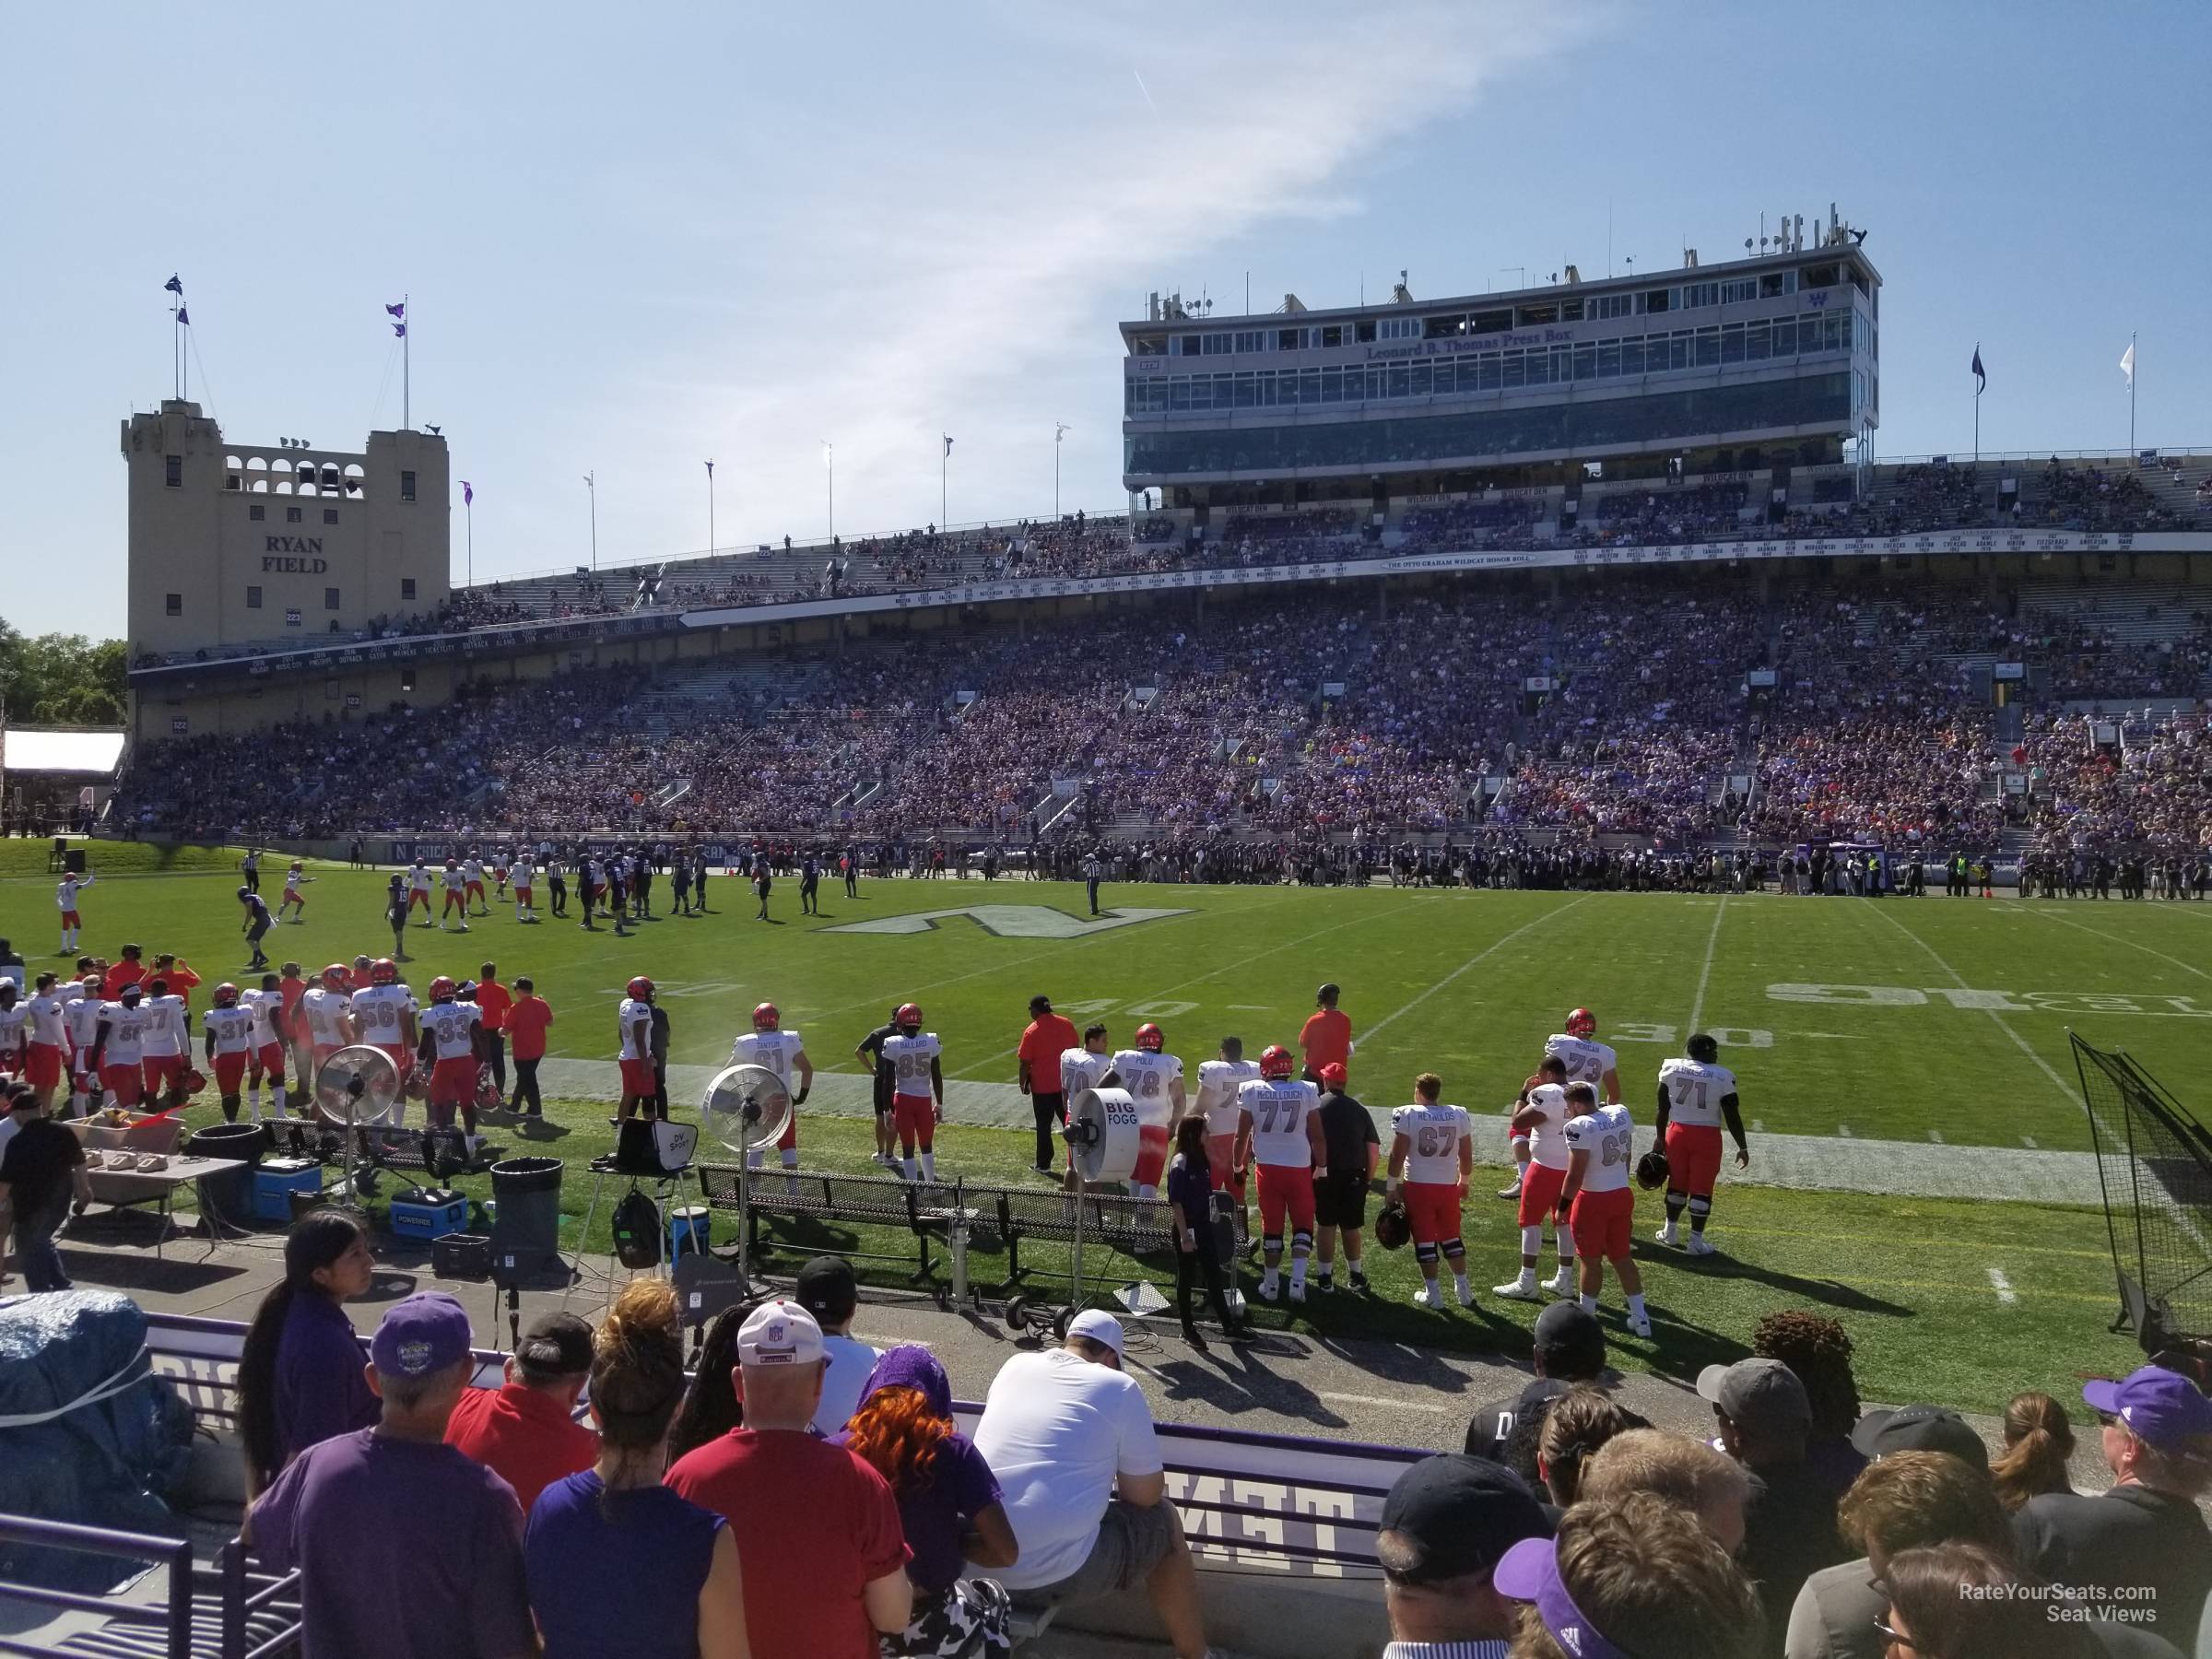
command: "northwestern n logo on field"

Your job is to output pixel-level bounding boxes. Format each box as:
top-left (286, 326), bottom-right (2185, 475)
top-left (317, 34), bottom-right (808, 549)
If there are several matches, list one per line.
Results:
top-left (822, 905), bottom-right (1193, 939)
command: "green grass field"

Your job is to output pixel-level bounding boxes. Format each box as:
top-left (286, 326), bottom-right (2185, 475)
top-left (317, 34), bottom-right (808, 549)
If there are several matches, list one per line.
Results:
top-left (13, 851), bottom-right (2211, 1413)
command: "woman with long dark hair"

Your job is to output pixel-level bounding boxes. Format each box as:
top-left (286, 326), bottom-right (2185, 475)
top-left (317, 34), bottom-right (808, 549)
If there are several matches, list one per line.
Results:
top-left (1165, 1113), bottom-right (1245, 1347)
top-left (665, 1300), bottom-right (749, 1464)
top-left (839, 1346), bottom-right (1017, 1658)
top-left (1989, 1390), bottom-right (2077, 1510)
top-left (237, 1209), bottom-right (378, 1496)
top-left (524, 1280), bottom-right (747, 1659)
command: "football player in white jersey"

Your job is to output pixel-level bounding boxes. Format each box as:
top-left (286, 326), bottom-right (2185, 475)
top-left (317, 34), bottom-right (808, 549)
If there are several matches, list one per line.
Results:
top-left (24, 973), bottom-right (70, 1110)
top-left (512, 860), bottom-right (538, 924)
top-left (88, 984), bottom-right (151, 1112)
top-left (1653, 1032), bottom-right (1749, 1256)
top-left (299, 965), bottom-right (357, 1096)
top-left (418, 976), bottom-right (487, 1150)
top-left (440, 859), bottom-right (471, 931)
top-left (1386, 1071), bottom-right (1474, 1310)
top-left (350, 959), bottom-right (420, 1100)
top-left (63, 972), bottom-right (107, 1114)
top-left (880, 1003), bottom-right (944, 1182)
top-left (617, 977), bottom-right (658, 1122)
top-left (463, 853), bottom-right (488, 914)
top-left (276, 861), bottom-right (313, 924)
top-left (1558, 1082), bottom-right (1650, 1337)
top-left (201, 983), bottom-right (258, 1123)
top-left (1503, 1007), bottom-right (1620, 1200)
top-left (0, 983), bottom-right (28, 1081)
top-left (1234, 1043), bottom-right (1328, 1303)
top-left (1194, 1036), bottom-right (1261, 1244)
top-left (1057, 1023), bottom-right (1113, 1190)
top-left (1103, 1022), bottom-right (1186, 1199)
top-left (407, 859), bottom-right (434, 923)
top-left (239, 973), bottom-right (290, 1123)
top-left (55, 870), bottom-right (94, 954)
top-left (137, 975), bottom-right (192, 1099)
top-left (1494, 1055), bottom-right (1579, 1300)
top-left (730, 1002), bottom-right (814, 1173)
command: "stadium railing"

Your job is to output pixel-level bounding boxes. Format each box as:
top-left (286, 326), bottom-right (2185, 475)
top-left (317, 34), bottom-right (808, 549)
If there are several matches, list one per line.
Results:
top-left (3, 1309), bottom-right (1405, 1657)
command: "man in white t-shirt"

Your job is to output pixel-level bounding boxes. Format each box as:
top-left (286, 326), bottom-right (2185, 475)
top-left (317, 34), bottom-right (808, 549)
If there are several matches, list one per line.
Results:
top-left (970, 1312), bottom-right (1210, 1657)
top-left (796, 1256), bottom-right (881, 1438)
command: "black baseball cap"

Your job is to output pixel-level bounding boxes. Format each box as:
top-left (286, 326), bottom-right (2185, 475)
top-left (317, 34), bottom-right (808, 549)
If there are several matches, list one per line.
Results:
top-left (795, 1256), bottom-right (858, 1325)
top-left (1851, 1405), bottom-right (1989, 1472)
top-left (1534, 1300), bottom-right (1606, 1379)
top-left (1379, 1454), bottom-right (1553, 1583)
top-left (1029, 994), bottom-right (1053, 1014)
top-left (515, 1312), bottom-right (594, 1380)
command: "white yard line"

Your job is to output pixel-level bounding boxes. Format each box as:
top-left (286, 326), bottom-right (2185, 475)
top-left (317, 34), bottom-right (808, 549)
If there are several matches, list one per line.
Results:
top-left (1685, 894), bottom-right (1730, 1035)
top-left (1361, 896), bottom-right (1594, 1045)
top-left (2026, 907), bottom-right (2212, 983)
top-left (1317, 1391), bottom-right (1450, 1415)
top-left (1858, 902), bottom-right (2079, 1107)
top-left (1140, 896), bottom-right (1432, 1004)
top-left (1927, 1128), bottom-right (1946, 1144)
top-left (1987, 1267), bottom-right (2018, 1306)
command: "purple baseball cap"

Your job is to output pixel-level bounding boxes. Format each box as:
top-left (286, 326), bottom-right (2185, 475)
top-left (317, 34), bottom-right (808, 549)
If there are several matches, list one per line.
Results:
top-left (369, 1291), bottom-right (474, 1380)
top-left (2084, 1366), bottom-right (2212, 1456)
top-left (1495, 1536), bottom-right (1635, 1659)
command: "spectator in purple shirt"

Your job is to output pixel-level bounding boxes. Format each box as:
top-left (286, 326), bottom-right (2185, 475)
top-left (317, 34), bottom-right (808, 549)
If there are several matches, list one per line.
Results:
top-left (238, 1211), bottom-right (380, 1496)
top-left (249, 1291), bottom-right (535, 1659)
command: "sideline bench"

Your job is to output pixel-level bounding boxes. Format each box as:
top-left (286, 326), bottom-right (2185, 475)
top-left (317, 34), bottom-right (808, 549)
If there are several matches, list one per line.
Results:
top-left (694, 1165), bottom-right (962, 1288)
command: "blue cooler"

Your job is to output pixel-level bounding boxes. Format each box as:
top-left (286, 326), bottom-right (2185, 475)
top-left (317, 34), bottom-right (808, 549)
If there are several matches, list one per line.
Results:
top-left (253, 1159), bottom-right (324, 1223)
top-left (667, 1205), bottom-right (712, 1259)
top-left (390, 1190), bottom-right (471, 1241)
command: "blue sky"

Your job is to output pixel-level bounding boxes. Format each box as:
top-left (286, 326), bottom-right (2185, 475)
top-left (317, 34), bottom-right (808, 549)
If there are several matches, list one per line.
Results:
top-left (7, 1), bottom-right (2204, 639)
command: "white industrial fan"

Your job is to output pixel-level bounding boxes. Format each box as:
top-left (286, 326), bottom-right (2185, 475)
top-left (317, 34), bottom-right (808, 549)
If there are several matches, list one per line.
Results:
top-left (700, 1062), bottom-right (794, 1286)
top-left (313, 1043), bottom-right (403, 1202)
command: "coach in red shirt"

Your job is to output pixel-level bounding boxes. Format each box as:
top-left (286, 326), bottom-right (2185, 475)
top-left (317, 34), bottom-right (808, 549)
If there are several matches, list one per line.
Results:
top-left (1300, 982), bottom-right (1352, 1083)
top-left (504, 978), bottom-right (552, 1119)
top-left (473, 963), bottom-right (513, 1099)
top-left (665, 1300), bottom-right (911, 1657)
top-left (1016, 994), bottom-right (1082, 1174)
top-left (445, 1312), bottom-right (598, 1511)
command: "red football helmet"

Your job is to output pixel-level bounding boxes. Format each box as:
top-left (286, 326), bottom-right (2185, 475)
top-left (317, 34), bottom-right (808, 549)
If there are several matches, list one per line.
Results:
top-left (1258, 1043), bottom-right (1297, 1079)
top-left (428, 976), bottom-right (457, 1002)
top-left (896, 1002), bottom-right (924, 1030)
top-left (180, 1067), bottom-right (207, 1097)
top-left (320, 963), bottom-right (350, 989)
top-left (1565, 1007), bottom-right (1597, 1038)
top-left (370, 958), bottom-right (399, 985)
top-left (753, 1002), bottom-right (781, 1030)
top-left (628, 976), bottom-right (655, 1002)
top-left (1134, 1022), bottom-right (1165, 1053)
top-left (211, 982), bottom-right (240, 1007)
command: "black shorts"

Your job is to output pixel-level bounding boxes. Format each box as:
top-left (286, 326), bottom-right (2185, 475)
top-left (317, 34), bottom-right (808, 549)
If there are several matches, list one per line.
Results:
top-left (1314, 1171), bottom-right (1370, 1230)
top-left (1031, 1090), bottom-right (1066, 1121)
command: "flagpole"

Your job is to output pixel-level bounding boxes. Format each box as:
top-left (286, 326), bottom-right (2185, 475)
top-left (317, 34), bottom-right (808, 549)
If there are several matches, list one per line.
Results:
top-left (941, 442), bottom-right (947, 530)
top-left (1973, 341), bottom-right (1981, 473)
top-left (1055, 422), bottom-right (1068, 519)
top-left (466, 493), bottom-right (474, 587)
top-left (824, 442), bottom-right (834, 542)
top-left (2129, 331), bottom-right (2137, 454)
top-left (706, 460), bottom-right (715, 556)
top-left (403, 292), bottom-right (411, 431)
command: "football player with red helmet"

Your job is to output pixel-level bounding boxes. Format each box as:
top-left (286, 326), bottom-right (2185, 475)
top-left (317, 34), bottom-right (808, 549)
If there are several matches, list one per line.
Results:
top-left (617, 978), bottom-right (661, 1122)
top-left (882, 1003), bottom-right (943, 1181)
top-left (201, 982), bottom-right (256, 1122)
top-left (1234, 1043), bottom-right (1329, 1303)
top-left (1106, 1022), bottom-right (1184, 1198)
top-left (419, 976), bottom-right (488, 1148)
top-left (729, 1001), bottom-right (813, 1173)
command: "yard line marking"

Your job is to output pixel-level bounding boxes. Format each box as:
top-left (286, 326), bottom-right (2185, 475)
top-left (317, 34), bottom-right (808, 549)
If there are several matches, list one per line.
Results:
top-left (1837, 1124), bottom-right (1854, 1137)
top-left (1685, 894), bottom-right (1729, 1035)
top-left (2022, 1135), bottom-right (2039, 1148)
top-left (1927, 1128), bottom-right (1946, 1144)
top-left (1140, 897), bottom-right (1433, 1003)
top-left (1361, 896), bottom-right (1594, 1045)
top-left (2025, 907), bottom-right (2212, 983)
top-left (1752, 1119), bottom-right (1767, 1133)
top-left (1986, 1267), bottom-right (2018, 1306)
top-left (1858, 902), bottom-right (2078, 1108)
top-left (1317, 1391), bottom-right (1450, 1415)
top-left (1228, 1005), bottom-right (1269, 1012)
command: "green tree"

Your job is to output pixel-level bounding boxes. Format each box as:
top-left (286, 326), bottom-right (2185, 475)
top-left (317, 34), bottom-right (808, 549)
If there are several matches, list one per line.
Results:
top-left (0, 620), bottom-right (128, 725)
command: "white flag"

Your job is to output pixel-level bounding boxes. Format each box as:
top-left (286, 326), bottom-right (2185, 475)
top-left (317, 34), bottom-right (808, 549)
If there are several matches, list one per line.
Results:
top-left (2120, 341), bottom-right (2136, 385)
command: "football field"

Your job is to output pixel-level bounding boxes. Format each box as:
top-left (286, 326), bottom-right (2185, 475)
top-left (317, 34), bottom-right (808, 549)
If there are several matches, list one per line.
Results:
top-left (10, 846), bottom-right (2212, 1414)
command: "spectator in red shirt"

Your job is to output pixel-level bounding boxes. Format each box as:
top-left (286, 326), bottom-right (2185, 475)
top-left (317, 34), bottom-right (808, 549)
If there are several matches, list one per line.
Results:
top-left (1015, 994), bottom-right (1081, 1174)
top-left (1298, 982), bottom-right (1352, 1083)
top-left (101, 945), bottom-right (146, 1002)
top-left (473, 962), bottom-right (513, 1100)
top-left (504, 977), bottom-right (553, 1120)
top-left (446, 1312), bottom-right (599, 1511)
top-left (665, 1300), bottom-right (912, 1658)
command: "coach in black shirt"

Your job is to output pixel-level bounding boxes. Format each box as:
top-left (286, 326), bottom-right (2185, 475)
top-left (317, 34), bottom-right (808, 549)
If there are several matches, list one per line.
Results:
top-left (1312, 1064), bottom-right (1379, 1293)
top-left (2015, 1366), bottom-right (2212, 1645)
top-left (855, 1011), bottom-right (902, 1170)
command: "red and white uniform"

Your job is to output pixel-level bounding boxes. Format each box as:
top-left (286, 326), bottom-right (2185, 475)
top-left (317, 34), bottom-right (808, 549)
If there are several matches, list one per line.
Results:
top-left (95, 1000), bottom-right (149, 1106)
top-left (1059, 1048), bottom-right (1112, 1173)
top-left (282, 867), bottom-right (305, 901)
top-left (1516, 1083), bottom-right (1575, 1228)
top-left (241, 989), bottom-right (288, 1080)
top-left (420, 1001), bottom-right (483, 1116)
top-left (64, 993), bottom-right (106, 1090)
top-left (203, 1004), bottom-right (256, 1093)
top-left (139, 993), bottom-right (191, 1091)
top-left (56, 873), bottom-right (93, 925)
top-left (729, 1028), bottom-right (808, 1150)
top-left (1392, 1100), bottom-right (1472, 1244)
top-left (617, 997), bottom-right (657, 1096)
top-left (298, 986), bottom-right (353, 1069)
top-left (351, 983), bottom-right (418, 1077)
top-left (512, 864), bottom-right (535, 902)
top-left (1111, 1048), bottom-right (1183, 1189)
top-left (441, 865), bottom-right (467, 914)
top-left (881, 1030), bottom-right (942, 1145)
top-left (0, 1003), bottom-right (28, 1075)
top-left (1241, 1076), bottom-right (1321, 1235)
top-left (1564, 1103), bottom-right (1637, 1259)
top-left (408, 864), bottom-right (433, 912)
top-left (25, 991), bottom-right (68, 1089)
top-left (1546, 1034), bottom-right (1619, 1099)
top-left (1196, 1056), bottom-right (1260, 1194)
top-left (1659, 1056), bottom-right (1737, 1199)
top-left (463, 858), bottom-right (486, 900)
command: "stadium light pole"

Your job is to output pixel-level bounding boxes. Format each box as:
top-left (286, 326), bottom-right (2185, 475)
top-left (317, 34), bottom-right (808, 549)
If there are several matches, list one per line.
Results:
top-left (1055, 422), bottom-right (1069, 519)
top-left (583, 471), bottom-right (596, 571)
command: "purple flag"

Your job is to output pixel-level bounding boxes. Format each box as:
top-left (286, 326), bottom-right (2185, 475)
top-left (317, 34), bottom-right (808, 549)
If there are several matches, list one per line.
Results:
top-left (704, 460), bottom-right (714, 478)
top-left (393, 322), bottom-right (406, 338)
top-left (176, 305), bottom-right (190, 326)
top-left (163, 273), bottom-right (182, 295)
top-left (462, 480), bottom-right (474, 506)
top-left (385, 300), bottom-right (406, 319)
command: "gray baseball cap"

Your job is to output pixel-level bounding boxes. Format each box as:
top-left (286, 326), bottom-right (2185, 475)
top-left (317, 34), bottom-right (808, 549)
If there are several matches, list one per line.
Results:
top-left (1698, 1358), bottom-right (1812, 1433)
